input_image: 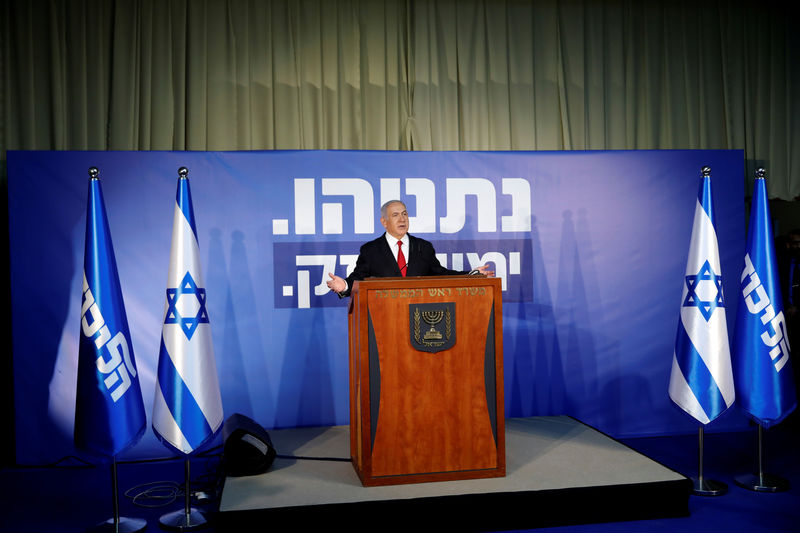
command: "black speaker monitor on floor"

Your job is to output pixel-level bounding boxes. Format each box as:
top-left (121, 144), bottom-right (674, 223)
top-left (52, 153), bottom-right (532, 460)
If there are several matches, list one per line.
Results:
top-left (222, 413), bottom-right (277, 477)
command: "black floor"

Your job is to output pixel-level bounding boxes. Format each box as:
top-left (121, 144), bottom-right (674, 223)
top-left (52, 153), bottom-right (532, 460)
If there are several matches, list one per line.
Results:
top-left (2, 420), bottom-right (798, 532)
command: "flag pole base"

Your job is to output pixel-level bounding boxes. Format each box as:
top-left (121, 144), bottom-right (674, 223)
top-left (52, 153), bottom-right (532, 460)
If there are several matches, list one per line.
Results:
top-left (88, 517), bottom-right (147, 533)
top-left (690, 477), bottom-right (727, 496)
top-left (158, 508), bottom-right (209, 531)
top-left (734, 473), bottom-right (790, 492)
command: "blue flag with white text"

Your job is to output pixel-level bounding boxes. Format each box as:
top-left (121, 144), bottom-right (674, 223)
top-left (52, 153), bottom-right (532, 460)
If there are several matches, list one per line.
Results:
top-left (669, 172), bottom-right (735, 424)
top-left (732, 177), bottom-right (796, 427)
top-left (75, 174), bottom-right (146, 456)
top-left (153, 173), bottom-right (223, 454)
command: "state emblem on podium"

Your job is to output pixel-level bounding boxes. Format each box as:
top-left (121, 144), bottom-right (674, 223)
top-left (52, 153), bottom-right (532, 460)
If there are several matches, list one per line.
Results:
top-left (409, 302), bottom-right (456, 353)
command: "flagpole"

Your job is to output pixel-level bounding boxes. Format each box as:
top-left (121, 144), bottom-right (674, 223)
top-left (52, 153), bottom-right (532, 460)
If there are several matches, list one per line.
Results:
top-left (155, 166), bottom-right (222, 531)
top-left (692, 425), bottom-right (727, 496)
top-left (81, 167), bottom-right (146, 533)
top-left (112, 457), bottom-right (120, 527)
top-left (731, 168), bottom-right (793, 493)
top-left (158, 457), bottom-right (207, 531)
top-left (734, 424), bottom-right (790, 492)
top-left (185, 458), bottom-right (191, 522)
top-left (670, 166), bottom-right (734, 496)
top-left (87, 457), bottom-right (147, 533)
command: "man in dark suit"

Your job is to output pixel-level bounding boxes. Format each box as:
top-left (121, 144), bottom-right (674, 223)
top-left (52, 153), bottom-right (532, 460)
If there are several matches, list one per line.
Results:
top-left (326, 200), bottom-right (492, 296)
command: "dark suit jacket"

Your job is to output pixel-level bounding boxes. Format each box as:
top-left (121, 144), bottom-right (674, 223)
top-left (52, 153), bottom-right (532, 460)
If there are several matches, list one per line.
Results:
top-left (342, 233), bottom-right (467, 296)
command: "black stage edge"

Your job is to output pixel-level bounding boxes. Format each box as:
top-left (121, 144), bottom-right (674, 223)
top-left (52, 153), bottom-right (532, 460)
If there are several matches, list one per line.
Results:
top-left (217, 417), bottom-right (691, 532)
top-left (218, 481), bottom-right (690, 532)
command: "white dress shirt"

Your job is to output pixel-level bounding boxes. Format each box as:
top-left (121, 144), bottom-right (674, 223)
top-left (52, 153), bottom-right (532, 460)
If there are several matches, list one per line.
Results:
top-left (385, 232), bottom-right (410, 264)
top-left (343, 232), bottom-right (411, 293)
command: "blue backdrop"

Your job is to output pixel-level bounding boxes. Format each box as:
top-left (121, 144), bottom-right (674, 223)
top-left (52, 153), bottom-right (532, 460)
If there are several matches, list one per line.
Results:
top-left (8, 150), bottom-right (746, 463)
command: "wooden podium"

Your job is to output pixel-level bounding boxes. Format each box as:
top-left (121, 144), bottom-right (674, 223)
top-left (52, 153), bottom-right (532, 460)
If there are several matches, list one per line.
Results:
top-left (348, 276), bottom-right (505, 486)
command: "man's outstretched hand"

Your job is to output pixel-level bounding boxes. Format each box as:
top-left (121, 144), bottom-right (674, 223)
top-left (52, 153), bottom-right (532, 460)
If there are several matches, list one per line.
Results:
top-left (474, 265), bottom-right (495, 277)
top-left (327, 272), bottom-right (347, 294)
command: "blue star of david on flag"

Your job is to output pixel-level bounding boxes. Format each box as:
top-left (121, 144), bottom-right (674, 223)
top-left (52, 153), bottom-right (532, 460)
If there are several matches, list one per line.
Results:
top-left (164, 271), bottom-right (209, 340)
top-left (683, 260), bottom-right (724, 321)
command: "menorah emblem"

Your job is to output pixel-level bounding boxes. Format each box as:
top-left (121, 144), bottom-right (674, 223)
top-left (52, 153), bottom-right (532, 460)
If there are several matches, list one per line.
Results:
top-left (410, 303), bottom-right (456, 353)
top-left (421, 310), bottom-right (444, 340)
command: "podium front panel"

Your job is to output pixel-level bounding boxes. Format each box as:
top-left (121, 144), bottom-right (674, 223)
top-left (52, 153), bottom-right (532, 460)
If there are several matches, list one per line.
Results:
top-left (348, 277), bottom-right (505, 486)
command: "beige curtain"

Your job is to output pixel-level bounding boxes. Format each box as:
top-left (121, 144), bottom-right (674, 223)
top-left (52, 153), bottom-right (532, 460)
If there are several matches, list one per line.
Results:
top-left (2, 0), bottom-right (798, 197)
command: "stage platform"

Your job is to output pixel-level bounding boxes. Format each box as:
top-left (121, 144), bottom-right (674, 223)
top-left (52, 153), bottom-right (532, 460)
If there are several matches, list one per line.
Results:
top-left (219, 416), bottom-right (691, 531)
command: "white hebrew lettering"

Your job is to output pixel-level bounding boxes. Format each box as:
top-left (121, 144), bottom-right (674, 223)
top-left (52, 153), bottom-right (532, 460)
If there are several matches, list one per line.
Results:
top-left (93, 325), bottom-right (111, 350)
top-left (501, 179), bottom-right (532, 232)
top-left (745, 285), bottom-right (770, 315)
top-left (321, 178), bottom-right (374, 234)
top-left (104, 332), bottom-right (133, 402)
top-left (82, 272), bottom-right (135, 402)
top-left (440, 178), bottom-right (497, 233)
top-left (272, 219), bottom-right (289, 235)
top-left (380, 178), bottom-right (401, 207)
top-left (339, 255), bottom-right (358, 277)
top-left (103, 331), bottom-right (136, 402)
top-left (90, 332), bottom-right (131, 402)
top-left (296, 255), bottom-right (338, 296)
top-left (297, 270), bottom-right (311, 309)
top-left (81, 282), bottom-right (105, 338)
top-left (322, 203), bottom-right (343, 234)
top-left (81, 274), bottom-right (92, 312)
top-left (104, 372), bottom-right (119, 390)
top-left (120, 332), bottom-right (137, 379)
top-left (107, 369), bottom-right (131, 401)
top-left (760, 304), bottom-right (776, 325)
top-left (82, 302), bottom-right (104, 337)
top-left (509, 252), bottom-right (521, 275)
top-left (406, 179), bottom-right (436, 233)
top-left (112, 366), bottom-right (132, 401)
top-left (740, 253), bottom-right (792, 373)
top-left (761, 312), bottom-right (787, 348)
top-left (741, 253), bottom-right (756, 280)
top-left (742, 255), bottom-right (770, 314)
top-left (450, 253), bottom-right (464, 271)
top-left (771, 340), bottom-right (790, 372)
top-left (467, 252), bottom-right (507, 290)
top-left (294, 179), bottom-right (316, 235)
top-left (96, 332), bottom-right (123, 374)
top-left (379, 178), bottom-right (435, 232)
top-left (293, 176), bottom-right (531, 236)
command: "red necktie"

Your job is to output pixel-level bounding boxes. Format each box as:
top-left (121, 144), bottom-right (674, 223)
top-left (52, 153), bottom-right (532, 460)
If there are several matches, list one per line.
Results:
top-left (397, 240), bottom-right (407, 277)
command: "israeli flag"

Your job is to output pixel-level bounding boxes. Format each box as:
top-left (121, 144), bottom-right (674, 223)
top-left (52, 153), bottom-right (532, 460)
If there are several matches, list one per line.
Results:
top-left (732, 175), bottom-right (796, 427)
top-left (75, 170), bottom-right (146, 457)
top-left (669, 170), bottom-right (735, 424)
top-left (153, 170), bottom-right (223, 454)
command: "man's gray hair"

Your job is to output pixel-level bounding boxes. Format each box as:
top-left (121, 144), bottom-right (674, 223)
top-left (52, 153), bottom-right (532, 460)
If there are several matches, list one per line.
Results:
top-left (380, 199), bottom-right (406, 219)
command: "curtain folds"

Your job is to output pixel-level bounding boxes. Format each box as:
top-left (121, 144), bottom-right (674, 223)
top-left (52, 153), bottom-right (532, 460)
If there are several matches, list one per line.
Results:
top-left (2, 0), bottom-right (797, 197)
